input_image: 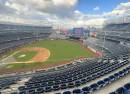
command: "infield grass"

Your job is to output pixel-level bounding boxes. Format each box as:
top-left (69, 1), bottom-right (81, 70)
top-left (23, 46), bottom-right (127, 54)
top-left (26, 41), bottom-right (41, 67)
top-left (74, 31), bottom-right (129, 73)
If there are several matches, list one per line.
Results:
top-left (14, 51), bottom-right (37, 62)
top-left (6, 40), bottom-right (94, 69)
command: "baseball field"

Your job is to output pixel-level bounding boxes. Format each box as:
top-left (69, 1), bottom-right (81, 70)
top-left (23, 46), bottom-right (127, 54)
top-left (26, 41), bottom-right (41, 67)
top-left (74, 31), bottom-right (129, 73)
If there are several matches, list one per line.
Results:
top-left (0, 39), bottom-right (95, 73)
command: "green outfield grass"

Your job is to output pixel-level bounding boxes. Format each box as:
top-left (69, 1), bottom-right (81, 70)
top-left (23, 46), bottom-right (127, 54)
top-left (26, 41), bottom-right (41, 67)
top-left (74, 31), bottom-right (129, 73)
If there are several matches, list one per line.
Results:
top-left (5, 40), bottom-right (94, 69)
top-left (14, 51), bottom-right (37, 62)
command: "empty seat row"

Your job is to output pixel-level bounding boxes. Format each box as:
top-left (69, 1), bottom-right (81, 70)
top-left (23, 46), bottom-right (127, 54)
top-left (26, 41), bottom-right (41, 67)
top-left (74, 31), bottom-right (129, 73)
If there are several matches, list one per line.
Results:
top-left (109, 83), bottom-right (130, 94)
top-left (61, 65), bottom-right (130, 94)
top-left (12, 56), bottom-right (129, 94)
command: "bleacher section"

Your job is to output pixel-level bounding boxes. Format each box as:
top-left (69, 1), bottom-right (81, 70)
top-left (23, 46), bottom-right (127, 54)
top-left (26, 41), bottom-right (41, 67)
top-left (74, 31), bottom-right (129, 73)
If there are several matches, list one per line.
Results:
top-left (104, 23), bottom-right (130, 31)
top-left (0, 24), bottom-right (52, 55)
top-left (97, 31), bottom-right (130, 44)
top-left (84, 38), bottom-right (130, 57)
top-left (0, 54), bottom-right (129, 94)
top-left (0, 24), bottom-right (52, 32)
top-left (0, 77), bottom-right (20, 90)
top-left (99, 22), bottom-right (130, 45)
top-left (63, 60), bottom-right (130, 94)
top-left (110, 82), bottom-right (130, 94)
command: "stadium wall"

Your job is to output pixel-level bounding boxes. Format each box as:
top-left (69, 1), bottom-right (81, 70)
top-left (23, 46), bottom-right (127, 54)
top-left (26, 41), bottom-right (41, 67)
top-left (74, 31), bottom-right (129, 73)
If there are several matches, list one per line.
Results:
top-left (87, 46), bottom-right (103, 57)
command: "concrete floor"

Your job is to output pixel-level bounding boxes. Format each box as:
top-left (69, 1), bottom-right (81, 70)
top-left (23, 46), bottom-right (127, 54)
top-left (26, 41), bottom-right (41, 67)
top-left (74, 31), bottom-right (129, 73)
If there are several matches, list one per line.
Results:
top-left (93, 73), bottom-right (130, 94)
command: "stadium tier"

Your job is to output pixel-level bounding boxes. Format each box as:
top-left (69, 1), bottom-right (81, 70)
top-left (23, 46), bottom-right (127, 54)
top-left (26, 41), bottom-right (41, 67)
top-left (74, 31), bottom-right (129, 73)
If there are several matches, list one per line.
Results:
top-left (110, 82), bottom-right (130, 94)
top-left (97, 31), bottom-right (130, 43)
top-left (104, 23), bottom-right (130, 31)
top-left (0, 24), bottom-right (52, 55)
top-left (1, 54), bottom-right (129, 94)
top-left (83, 38), bottom-right (130, 57)
top-left (0, 22), bottom-right (130, 94)
top-left (0, 24), bottom-right (52, 32)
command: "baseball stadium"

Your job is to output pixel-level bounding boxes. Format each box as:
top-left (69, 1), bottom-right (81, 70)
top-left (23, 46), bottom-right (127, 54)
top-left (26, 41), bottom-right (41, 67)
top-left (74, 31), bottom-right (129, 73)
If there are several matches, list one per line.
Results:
top-left (1, 0), bottom-right (130, 94)
top-left (0, 39), bottom-right (95, 74)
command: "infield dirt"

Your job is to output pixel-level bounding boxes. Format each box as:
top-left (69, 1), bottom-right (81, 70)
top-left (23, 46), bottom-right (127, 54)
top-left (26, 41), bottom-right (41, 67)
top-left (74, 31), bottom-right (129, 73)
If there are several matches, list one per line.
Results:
top-left (20, 47), bottom-right (50, 62)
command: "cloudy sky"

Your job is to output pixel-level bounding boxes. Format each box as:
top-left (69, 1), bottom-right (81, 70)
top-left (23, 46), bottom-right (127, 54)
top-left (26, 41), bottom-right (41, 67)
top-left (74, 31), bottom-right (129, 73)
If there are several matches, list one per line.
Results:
top-left (0, 0), bottom-right (130, 27)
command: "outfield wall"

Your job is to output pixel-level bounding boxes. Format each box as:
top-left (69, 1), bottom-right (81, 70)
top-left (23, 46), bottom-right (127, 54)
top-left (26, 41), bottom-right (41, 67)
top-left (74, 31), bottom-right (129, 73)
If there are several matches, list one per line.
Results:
top-left (87, 46), bottom-right (103, 57)
top-left (87, 46), bottom-right (96, 53)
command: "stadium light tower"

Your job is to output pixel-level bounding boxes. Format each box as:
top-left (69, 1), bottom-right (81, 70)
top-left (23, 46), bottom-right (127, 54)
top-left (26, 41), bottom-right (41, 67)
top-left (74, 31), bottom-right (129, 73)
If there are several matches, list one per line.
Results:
top-left (102, 28), bottom-right (106, 58)
top-left (101, 16), bottom-right (107, 58)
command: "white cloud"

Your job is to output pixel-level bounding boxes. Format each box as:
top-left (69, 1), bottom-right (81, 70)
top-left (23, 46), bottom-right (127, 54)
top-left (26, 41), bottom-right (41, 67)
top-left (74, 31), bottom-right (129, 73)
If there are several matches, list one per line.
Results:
top-left (5, 0), bottom-right (78, 17)
top-left (0, 0), bottom-right (78, 26)
top-left (103, 2), bottom-right (130, 17)
top-left (0, 0), bottom-right (130, 27)
top-left (116, 2), bottom-right (130, 10)
top-left (52, 0), bottom-right (77, 7)
top-left (102, 2), bottom-right (130, 24)
top-left (93, 6), bottom-right (100, 11)
top-left (85, 18), bottom-right (106, 26)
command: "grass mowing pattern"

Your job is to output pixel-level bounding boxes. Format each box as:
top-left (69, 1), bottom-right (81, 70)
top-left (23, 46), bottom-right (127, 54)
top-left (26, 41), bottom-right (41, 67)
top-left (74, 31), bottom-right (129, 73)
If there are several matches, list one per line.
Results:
top-left (14, 51), bottom-right (37, 62)
top-left (6, 40), bottom-right (94, 69)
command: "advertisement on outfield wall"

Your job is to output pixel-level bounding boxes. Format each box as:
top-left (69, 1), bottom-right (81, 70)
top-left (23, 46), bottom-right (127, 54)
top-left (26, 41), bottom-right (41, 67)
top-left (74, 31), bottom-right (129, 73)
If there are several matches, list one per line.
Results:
top-left (90, 32), bottom-right (97, 37)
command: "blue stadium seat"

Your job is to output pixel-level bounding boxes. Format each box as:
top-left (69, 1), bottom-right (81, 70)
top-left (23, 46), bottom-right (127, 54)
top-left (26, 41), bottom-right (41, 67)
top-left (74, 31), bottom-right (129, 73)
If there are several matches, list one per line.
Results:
top-left (72, 89), bottom-right (82, 94)
top-left (63, 91), bottom-right (71, 94)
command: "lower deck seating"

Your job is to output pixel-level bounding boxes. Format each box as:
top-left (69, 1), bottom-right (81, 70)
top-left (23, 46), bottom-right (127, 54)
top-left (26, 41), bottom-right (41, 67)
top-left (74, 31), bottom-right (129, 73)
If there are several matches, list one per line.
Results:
top-left (85, 38), bottom-right (130, 57)
top-left (0, 31), bottom-right (51, 55)
top-left (62, 64), bottom-right (130, 94)
top-left (109, 83), bottom-right (130, 94)
top-left (9, 54), bottom-right (130, 94)
top-left (0, 77), bottom-right (19, 90)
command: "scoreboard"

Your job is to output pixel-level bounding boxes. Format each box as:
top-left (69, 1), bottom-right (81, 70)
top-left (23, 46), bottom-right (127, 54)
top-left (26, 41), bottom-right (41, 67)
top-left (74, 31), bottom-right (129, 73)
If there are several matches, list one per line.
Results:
top-left (72, 28), bottom-right (84, 34)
